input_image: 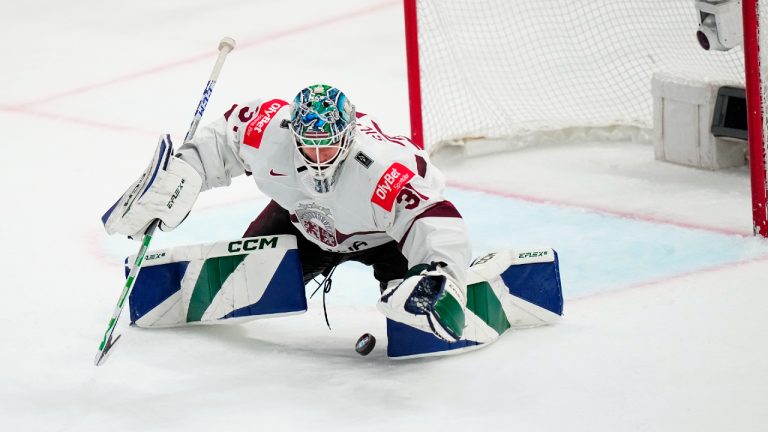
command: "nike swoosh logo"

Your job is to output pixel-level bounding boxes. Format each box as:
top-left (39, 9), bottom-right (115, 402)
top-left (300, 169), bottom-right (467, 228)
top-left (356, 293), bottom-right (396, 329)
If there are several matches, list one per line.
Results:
top-left (269, 169), bottom-right (287, 177)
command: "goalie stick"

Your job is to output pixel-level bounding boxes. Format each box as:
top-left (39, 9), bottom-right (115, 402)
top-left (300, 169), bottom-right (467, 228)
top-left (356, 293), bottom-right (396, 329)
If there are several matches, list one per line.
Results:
top-left (94, 37), bottom-right (236, 366)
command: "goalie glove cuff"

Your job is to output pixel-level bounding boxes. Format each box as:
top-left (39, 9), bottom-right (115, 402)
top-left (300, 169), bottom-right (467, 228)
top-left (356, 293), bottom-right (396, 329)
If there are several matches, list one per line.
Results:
top-left (102, 134), bottom-right (203, 238)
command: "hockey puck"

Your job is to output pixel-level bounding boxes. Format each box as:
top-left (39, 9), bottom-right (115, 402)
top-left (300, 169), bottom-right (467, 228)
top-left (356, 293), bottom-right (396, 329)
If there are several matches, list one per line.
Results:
top-left (355, 333), bottom-right (376, 356)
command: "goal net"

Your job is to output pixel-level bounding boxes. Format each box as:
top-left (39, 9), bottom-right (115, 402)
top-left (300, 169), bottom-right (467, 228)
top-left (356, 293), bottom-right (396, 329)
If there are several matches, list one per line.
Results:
top-left (404, 0), bottom-right (768, 236)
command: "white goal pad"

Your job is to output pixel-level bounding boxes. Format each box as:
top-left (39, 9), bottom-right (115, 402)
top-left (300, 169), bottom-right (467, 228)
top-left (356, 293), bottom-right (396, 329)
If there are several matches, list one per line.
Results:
top-left (127, 235), bottom-right (306, 328)
top-left (387, 248), bottom-right (563, 359)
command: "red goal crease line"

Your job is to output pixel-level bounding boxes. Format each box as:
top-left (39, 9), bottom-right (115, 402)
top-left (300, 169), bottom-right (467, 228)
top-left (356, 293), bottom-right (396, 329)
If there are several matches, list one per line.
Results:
top-left (447, 181), bottom-right (752, 238)
top-left (571, 253), bottom-right (768, 303)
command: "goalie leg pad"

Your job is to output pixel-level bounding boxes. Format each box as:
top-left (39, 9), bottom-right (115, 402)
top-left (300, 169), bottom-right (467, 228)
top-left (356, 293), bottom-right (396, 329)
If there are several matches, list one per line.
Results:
top-left (471, 249), bottom-right (563, 327)
top-left (387, 248), bottom-right (563, 359)
top-left (127, 235), bottom-right (306, 327)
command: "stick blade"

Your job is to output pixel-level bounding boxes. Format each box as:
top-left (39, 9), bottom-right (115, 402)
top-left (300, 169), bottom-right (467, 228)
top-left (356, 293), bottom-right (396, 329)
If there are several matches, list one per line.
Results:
top-left (94, 333), bottom-right (121, 366)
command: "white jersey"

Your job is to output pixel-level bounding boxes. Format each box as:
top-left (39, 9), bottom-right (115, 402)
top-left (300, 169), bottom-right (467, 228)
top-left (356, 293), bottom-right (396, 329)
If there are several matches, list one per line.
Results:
top-left (177, 98), bottom-right (472, 288)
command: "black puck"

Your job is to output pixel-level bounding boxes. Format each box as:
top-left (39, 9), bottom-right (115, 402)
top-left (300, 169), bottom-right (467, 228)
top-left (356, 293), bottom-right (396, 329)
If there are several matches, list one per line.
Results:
top-left (355, 333), bottom-right (376, 356)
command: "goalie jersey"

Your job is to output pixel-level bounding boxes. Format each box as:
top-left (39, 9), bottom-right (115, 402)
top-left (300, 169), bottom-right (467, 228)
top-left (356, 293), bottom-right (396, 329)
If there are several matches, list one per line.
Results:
top-left (177, 99), bottom-right (472, 288)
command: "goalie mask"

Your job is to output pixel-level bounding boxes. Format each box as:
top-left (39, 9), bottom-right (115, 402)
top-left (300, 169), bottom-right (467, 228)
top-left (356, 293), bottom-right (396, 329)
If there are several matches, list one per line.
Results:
top-left (290, 84), bottom-right (356, 194)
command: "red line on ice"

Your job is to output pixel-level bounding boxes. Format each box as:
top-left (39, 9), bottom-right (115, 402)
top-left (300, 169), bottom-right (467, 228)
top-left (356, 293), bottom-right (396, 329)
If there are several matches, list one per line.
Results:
top-left (7, 1), bottom-right (399, 109)
top-left (1, 105), bottom-right (158, 135)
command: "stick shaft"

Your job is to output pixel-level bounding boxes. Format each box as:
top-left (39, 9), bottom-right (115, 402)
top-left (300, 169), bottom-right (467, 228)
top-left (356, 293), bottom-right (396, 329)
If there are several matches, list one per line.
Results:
top-left (95, 38), bottom-right (235, 366)
top-left (185, 43), bottom-right (234, 142)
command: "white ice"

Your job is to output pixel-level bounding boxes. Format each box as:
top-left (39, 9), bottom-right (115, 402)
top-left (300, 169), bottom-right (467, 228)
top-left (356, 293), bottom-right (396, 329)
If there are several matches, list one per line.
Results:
top-left (1, 1), bottom-right (767, 431)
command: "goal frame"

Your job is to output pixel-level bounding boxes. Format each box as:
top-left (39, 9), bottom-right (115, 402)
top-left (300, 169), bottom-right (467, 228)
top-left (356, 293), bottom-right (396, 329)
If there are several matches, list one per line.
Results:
top-left (403, 0), bottom-right (768, 237)
top-left (742, 0), bottom-right (768, 236)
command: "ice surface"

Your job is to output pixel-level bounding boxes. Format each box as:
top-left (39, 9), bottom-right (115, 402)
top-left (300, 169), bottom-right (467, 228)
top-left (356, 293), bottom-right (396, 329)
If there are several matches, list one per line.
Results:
top-left (2, 1), bottom-right (767, 431)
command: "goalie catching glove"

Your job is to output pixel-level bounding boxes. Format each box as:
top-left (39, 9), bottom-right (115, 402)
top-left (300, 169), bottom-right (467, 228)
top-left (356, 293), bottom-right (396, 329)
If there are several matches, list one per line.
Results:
top-left (377, 262), bottom-right (466, 342)
top-left (102, 134), bottom-right (202, 238)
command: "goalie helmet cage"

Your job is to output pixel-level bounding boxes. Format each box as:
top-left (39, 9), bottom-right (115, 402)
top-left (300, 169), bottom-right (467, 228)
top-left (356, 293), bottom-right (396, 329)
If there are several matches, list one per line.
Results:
top-left (403, 0), bottom-right (768, 237)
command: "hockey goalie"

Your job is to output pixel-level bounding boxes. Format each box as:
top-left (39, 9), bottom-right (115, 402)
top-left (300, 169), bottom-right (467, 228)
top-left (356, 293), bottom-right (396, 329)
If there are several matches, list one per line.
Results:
top-left (102, 84), bottom-right (563, 358)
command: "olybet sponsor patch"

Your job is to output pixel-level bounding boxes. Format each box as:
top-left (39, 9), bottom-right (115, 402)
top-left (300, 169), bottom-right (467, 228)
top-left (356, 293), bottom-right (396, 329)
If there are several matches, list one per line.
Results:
top-left (371, 163), bottom-right (415, 211)
top-left (243, 99), bottom-right (288, 149)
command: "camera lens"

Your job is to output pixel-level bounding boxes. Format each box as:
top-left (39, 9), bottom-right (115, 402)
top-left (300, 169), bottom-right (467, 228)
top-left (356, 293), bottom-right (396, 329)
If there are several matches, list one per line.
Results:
top-left (697, 30), bottom-right (711, 50)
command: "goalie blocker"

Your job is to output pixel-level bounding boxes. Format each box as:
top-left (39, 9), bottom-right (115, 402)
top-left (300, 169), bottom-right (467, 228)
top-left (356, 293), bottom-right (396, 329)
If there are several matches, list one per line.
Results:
top-left (126, 239), bottom-right (562, 358)
top-left (102, 134), bottom-right (203, 239)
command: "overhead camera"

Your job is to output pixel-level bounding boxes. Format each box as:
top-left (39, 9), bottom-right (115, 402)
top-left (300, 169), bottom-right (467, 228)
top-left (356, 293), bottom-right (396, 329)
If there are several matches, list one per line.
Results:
top-left (695, 0), bottom-right (743, 51)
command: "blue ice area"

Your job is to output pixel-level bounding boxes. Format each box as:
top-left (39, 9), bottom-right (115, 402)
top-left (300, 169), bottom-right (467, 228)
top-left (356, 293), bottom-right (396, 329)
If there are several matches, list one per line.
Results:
top-left (101, 188), bottom-right (768, 302)
top-left (450, 188), bottom-right (768, 298)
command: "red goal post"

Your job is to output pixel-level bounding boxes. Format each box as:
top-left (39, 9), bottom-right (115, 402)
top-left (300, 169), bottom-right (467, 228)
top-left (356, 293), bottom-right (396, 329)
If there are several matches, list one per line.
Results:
top-left (404, 0), bottom-right (768, 237)
top-left (743, 0), bottom-right (768, 236)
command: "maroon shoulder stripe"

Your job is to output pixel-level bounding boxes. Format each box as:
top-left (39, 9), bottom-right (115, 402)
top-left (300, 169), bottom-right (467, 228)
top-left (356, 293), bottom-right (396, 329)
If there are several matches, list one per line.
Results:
top-left (415, 155), bottom-right (427, 177)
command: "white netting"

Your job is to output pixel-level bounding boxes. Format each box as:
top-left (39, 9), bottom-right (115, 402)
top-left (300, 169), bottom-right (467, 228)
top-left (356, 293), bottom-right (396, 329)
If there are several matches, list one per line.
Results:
top-left (415, 0), bottom-right (746, 152)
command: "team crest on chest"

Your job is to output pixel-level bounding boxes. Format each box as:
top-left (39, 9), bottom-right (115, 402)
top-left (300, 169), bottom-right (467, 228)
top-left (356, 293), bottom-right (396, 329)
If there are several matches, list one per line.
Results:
top-left (295, 202), bottom-right (337, 247)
